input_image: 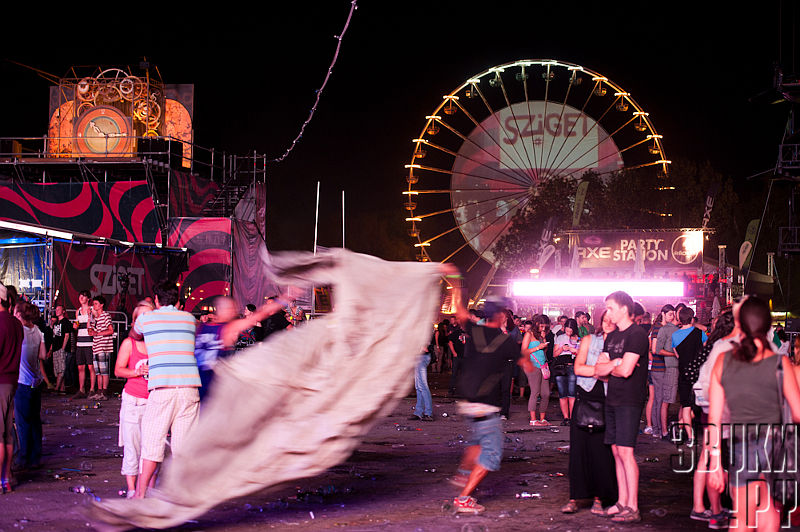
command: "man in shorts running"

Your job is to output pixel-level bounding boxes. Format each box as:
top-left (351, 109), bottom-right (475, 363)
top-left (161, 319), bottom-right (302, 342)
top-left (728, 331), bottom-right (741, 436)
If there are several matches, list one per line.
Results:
top-left (447, 267), bottom-right (534, 514)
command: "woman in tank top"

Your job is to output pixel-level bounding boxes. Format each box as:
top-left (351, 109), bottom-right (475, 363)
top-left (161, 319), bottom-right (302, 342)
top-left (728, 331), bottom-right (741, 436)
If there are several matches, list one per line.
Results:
top-left (113, 301), bottom-right (154, 498)
top-left (707, 297), bottom-right (800, 530)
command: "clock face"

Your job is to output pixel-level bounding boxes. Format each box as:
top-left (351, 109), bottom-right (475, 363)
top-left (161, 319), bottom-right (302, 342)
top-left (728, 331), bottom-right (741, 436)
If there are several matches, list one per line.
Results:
top-left (74, 105), bottom-right (133, 156)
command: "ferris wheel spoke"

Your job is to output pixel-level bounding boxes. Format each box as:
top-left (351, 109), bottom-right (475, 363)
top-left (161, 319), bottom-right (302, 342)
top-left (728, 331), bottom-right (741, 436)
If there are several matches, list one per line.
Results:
top-left (449, 99), bottom-right (534, 186)
top-left (410, 190), bottom-right (530, 221)
top-left (545, 94), bottom-right (621, 178)
top-left (419, 191), bottom-right (528, 250)
top-left (540, 69), bottom-right (578, 178)
top-left (495, 71), bottom-right (539, 183)
top-left (556, 137), bottom-right (651, 181)
top-left (419, 138), bottom-right (534, 189)
top-left (520, 67), bottom-right (544, 184)
top-left (411, 161), bottom-right (531, 189)
top-left (434, 119), bottom-right (532, 187)
top-left (542, 79), bottom-right (600, 180)
top-left (467, 85), bottom-right (537, 184)
top-left (412, 188), bottom-right (528, 194)
top-left (440, 240), bottom-right (474, 264)
top-left (465, 195), bottom-right (533, 273)
top-left (547, 113), bottom-right (637, 179)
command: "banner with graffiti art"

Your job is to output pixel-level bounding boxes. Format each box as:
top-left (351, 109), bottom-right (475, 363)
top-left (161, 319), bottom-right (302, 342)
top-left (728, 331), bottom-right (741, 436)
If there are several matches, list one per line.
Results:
top-left (51, 242), bottom-right (175, 315)
top-left (168, 218), bottom-right (232, 313)
top-left (0, 181), bottom-right (161, 243)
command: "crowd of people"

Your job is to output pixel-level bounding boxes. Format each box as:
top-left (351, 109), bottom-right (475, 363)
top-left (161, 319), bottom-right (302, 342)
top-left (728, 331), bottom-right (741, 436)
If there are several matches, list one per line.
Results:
top-left (415, 274), bottom-right (800, 530)
top-left (1, 268), bottom-right (799, 531)
top-left (0, 280), bottom-right (298, 497)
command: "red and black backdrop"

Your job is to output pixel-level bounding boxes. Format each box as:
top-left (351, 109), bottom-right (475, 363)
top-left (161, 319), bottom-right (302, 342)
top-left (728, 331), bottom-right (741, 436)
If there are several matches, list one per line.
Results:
top-left (52, 242), bottom-right (177, 315)
top-left (0, 181), bottom-right (161, 243)
top-left (168, 217), bottom-right (231, 313)
top-left (168, 171), bottom-right (220, 218)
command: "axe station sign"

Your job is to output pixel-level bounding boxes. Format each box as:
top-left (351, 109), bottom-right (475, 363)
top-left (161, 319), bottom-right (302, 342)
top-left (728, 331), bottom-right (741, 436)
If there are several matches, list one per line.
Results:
top-left (573, 231), bottom-right (705, 270)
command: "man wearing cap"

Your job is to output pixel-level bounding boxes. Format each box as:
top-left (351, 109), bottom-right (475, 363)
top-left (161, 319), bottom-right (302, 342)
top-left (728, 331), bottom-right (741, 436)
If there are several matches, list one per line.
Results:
top-left (0, 283), bottom-right (22, 490)
top-left (446, 269), bottom-right (534, 514)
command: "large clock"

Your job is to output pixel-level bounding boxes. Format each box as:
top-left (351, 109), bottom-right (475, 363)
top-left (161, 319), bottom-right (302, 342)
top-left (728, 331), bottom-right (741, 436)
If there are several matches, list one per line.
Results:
top-left (74, 105), bottom-right (133, 156)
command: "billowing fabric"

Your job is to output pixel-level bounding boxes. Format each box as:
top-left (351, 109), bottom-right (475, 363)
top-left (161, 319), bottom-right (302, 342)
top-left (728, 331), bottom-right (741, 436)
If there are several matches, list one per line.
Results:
top-left (87, 249), bottom-right (441, 529)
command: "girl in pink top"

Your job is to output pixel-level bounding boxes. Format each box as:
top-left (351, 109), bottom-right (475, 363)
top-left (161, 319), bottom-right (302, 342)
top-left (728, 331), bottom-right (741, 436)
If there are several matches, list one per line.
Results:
top-left (113, 301), bottom-right (153, 498)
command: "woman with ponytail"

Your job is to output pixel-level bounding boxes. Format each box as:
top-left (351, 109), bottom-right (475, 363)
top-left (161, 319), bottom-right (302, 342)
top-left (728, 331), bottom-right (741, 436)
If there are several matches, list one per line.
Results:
top-left (707, 297), bottom-right (800, 530)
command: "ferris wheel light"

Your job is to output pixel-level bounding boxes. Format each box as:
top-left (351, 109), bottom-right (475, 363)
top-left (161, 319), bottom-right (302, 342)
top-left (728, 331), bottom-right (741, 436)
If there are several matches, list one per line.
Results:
top-left (405, 164), bottom-right (421, 169)
top-left (406, 217), bottom-right (422, 222)
top-left (656, 160), bottom-right (672, 164)
top-left (443, 95), bottom-right (460, 100)
top-left (412, 139), bottom-right (428, 143)
top-left (467, 78), bottom-right (481, 84)
top-left (402, 191), bottom-right (419, 195)
top-left (614, 92), bottom-right (630, 97)
top-left (591, 76), bottom-right (608, 82)
top-left (633, 111), bottom-right (649, 116)
top-left (567, 66), bottom-right (584, 71)
top-left (647, 134), bottom-right (663, 139)
top-left (425, 115), bottom-right (442, 121)
top-left (414, 242), bottom-right (431, 247)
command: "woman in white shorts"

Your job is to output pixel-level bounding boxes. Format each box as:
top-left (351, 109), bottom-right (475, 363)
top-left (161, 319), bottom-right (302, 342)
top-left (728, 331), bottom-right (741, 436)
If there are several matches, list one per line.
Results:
top-left (113, 301), bottom-right (153, 498)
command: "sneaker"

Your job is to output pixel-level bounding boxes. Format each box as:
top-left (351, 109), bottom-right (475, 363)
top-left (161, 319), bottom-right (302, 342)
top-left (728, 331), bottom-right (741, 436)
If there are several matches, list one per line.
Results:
top-left (453, 495), bottom-right (485, 514)
top-left (71, 391), bottom-right (86, 400)
top-left (643, 426), bottom-right (654, 435)
top-left (708, 512), bottom-right (729, 529)
top-left (561, 418), bottom-right (570, 426)
top-left (126, 489), bottom-right (136, 499)
top-left (530, 420), bottom-right (540, 426)
top-left (98, 394), bottom-right (109, 401)
top-left (421, 415), bottom-right (434, 422)
top-left (447, 474), bottom-right (469, 488)
top-left (690, 509), bottom-right (712, 521)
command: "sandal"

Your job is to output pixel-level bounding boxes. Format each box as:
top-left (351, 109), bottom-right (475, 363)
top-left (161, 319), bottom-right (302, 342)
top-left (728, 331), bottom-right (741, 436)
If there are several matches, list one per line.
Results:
top-left (601, 502), bottom-right (625, 518)
top-left (611, 506), bottom-right (642, 523)
top-left (590, 499), bottom-right (604, 516)
top-left (561, 499), bottom-right (578, 514)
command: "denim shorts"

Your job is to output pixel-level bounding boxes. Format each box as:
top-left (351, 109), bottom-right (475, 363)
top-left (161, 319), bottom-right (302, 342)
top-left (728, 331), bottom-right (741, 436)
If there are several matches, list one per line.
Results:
top-left (466, 414), bottom-right (503, 471)
top-left (555, 373), bottom-right (577, 398)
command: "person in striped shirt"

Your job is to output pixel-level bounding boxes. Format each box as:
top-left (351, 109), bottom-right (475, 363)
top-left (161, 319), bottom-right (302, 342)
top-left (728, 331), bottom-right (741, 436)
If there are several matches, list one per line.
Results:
top-left (132, 281), bottom-right (201, 498)
top-left (89, 296), bottom-right (114, 400)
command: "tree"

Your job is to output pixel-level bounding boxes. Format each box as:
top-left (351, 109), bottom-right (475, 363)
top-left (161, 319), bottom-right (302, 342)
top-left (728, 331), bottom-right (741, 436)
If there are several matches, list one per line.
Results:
top-left (492, 159), bottom-right (741, 276)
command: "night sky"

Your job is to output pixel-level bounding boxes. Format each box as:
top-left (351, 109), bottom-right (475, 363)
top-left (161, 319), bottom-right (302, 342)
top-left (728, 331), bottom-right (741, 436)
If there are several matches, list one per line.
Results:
top-left (1, 2), bottom-right (795, 264)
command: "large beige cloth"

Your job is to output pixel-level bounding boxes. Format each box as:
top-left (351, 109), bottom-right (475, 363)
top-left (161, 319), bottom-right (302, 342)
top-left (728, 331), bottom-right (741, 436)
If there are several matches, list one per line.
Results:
top-left (87, 249), bottom-right (442, 529)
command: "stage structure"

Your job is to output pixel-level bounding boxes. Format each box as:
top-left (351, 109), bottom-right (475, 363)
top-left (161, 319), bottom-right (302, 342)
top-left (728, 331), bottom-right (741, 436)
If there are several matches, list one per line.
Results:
top-left (0, 63), bottom-right (276, 315)
top-left (402, 59), bottom-right (671, 306)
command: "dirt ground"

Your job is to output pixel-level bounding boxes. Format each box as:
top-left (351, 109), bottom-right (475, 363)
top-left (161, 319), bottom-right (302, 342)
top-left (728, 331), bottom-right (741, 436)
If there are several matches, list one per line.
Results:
top-left (0, 374), bottom-right (731, 532)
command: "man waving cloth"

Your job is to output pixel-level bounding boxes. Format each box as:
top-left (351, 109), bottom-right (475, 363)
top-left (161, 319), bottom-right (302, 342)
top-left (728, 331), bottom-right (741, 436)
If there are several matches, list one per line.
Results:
top-left (87, 249), bottom-right (444, 530)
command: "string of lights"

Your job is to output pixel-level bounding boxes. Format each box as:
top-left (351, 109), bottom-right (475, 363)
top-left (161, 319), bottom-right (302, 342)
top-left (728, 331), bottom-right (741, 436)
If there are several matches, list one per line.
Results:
top-left (270, 0), bottom-right (358, 163)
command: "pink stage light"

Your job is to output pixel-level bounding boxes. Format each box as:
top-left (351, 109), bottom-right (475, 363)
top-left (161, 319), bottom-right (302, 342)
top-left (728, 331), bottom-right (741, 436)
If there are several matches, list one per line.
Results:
top-left (510, 280), bottom-right (684, 298)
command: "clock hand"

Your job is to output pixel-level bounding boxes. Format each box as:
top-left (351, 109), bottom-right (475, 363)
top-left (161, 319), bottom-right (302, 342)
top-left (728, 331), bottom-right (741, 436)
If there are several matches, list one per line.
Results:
top-left (89, 120), bottom-right (104, 135)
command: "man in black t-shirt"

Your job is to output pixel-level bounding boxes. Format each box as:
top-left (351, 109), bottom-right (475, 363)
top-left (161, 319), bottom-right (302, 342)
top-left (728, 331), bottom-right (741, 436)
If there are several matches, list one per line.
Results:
top-left (445, 268), bottom-right (534, 515)
top-left (51, 304), bottom-right (73, 393)
top-left (261, 297), bottom-right (293, 340)
top-left (595, 291), bottom-right (649, 524)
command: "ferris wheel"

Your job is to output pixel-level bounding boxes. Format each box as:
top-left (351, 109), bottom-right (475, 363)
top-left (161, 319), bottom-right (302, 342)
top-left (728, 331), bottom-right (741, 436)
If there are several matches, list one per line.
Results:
top-left (403, 59), bottom-right (670, 281)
